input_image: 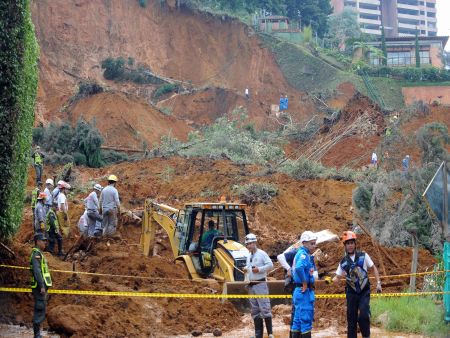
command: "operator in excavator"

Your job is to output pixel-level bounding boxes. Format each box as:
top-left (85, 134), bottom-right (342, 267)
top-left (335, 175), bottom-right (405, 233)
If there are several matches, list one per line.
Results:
top-left (244, 233), bottom-right (274, 338)
top-left (291, 231), bottom-right (318, 338)
top-left (331, 231), bottom-right (382, 338)
top-left (200, 220), bottom-right (222, 251)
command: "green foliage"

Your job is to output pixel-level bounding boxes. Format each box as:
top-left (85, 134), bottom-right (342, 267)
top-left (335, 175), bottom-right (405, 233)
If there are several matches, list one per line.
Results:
top-left (153, 83), bottom-right (180, 100)
top-left (302, 25), bottom-right (313, 43)
top-left (285, 0), bottom-right (332, 37)
top-left (415, 31), bottom-right (420, 68)
top-left (0, 0), bottom-right (39, 240)
top-left (101, 57), bottom-right (166, 85)
top-left (32, 119), bottom-right (105, 168)
top-left (416, 123), bottom-right (450, 165)
top-left (371, 297), bottom-right (448, 337)
top-left (101, 150), bottom-right (129, 165)
top-left (381, 26), bottom-right (387, 66)
top-left (356, 64), bottom-right (450, 82)
top-left (234, 182), bottom-right (278, 204)
top-left (76, 80), bottom-right (104, 98)
top-left (324, 8), bottom-right (361, 50)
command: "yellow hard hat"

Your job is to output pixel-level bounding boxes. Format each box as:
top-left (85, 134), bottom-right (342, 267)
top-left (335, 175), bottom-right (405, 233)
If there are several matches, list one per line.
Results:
top-left (108, 174), bottom-right (118, 182)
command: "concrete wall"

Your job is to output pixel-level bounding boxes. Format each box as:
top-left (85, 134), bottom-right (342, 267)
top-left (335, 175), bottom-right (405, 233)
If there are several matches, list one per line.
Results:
top-left (402, 86), bottom-right (450, 105)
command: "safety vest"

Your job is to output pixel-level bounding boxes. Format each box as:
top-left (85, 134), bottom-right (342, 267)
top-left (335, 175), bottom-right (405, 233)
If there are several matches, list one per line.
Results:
top-left (31, 188), bottom-right (39, 209)
top-left (340, 251), bottom-right (369, 293)
top-left (45, 209), bottom-right (59, 232)
top-left (34, 152), bottom-right (43, 165)
top-left (30, 248), bottom-right (52, 288)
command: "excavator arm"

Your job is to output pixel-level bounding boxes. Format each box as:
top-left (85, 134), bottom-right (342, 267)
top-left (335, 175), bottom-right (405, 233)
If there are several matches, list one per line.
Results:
top-left (140, 199), bottom-right (180, 258)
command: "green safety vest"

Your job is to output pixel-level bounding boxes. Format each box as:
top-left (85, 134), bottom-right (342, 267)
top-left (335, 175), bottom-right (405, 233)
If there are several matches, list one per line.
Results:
top-left (34, 152), bottom-right (43, 165)
top-left (45, 209), bottom-right (59, 232)
top-left (30, 248), bottom-right (52, 288)
top-left (31, 188), bottom-right (39, 209)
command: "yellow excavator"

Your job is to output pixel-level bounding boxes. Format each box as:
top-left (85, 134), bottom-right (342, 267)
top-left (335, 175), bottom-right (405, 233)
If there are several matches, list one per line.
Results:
top-left (140, 199), bottom-right (251, 282)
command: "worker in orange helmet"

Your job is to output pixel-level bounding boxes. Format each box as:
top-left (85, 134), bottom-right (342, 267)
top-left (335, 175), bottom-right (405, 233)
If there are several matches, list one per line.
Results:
top-left (331, 231), bottom-right (382, 338)
top-left (34, 192), bottom-right (47, 234)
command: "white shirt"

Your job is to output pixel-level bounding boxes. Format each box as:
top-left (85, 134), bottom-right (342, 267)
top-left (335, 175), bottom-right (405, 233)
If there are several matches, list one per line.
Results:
top-left (335, 252), bottom-right (374, 277)
top-left (246, 248), bottom-right (273, 281)
top-left (100, 185), bottom-right (120, 211)
top-left (57, 192), bottom-right (68, 212)
top-left (44, 187), bottom-right (52, 206)
top-left (85, 191), bottom-right (99, 211)
top-left (371, 153), bottom-right (378, 161)
top-left (245, 88), bottom-right (249, 95)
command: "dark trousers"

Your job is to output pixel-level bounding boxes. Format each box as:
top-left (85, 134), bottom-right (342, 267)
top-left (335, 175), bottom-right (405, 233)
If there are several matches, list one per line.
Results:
top-left (48, 227), bottom-right (63, 254)
top-left (34, 165), bottom-right (42, 185)
top-left (346, 287), bottom-right (371, 338)
top-left (32, 288), bottom-right (47, 325)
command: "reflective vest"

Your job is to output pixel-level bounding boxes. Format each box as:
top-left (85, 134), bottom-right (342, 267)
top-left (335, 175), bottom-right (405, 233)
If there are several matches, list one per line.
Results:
top-left (340, 251), bottom-right (369, 293)
top-left (45, 209), bottom-right (59, 232)
top-left (31, 188), bottom-right (39, 209)
top-left (30, 248), bottom-right (52, 288)
top-left (34, 152), bottom-right (43, 165)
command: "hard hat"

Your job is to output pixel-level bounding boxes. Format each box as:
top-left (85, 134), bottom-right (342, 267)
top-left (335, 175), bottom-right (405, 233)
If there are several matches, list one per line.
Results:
top-left (57, 180), bottom-right (65, 186)
top-left (63, 182), bottom-right (71, 189)
top-left (36, 146), bottom-right (40, 150)
top-left (342, 231), bottom-right (357, 243)
top-left (34, 232), bottom-right (48, 241)
top-left (37, 192), bottom-right (47, 200)
top-left (108, 174), bottom-right (118, 182)
top-left (94, 183), bottom-right (103, 191)
top-left (244, 233), bottom-right (257, 244)
top-left (300, 230), bottom-right (317, 243)
top-left (45, 178), bottom-right (54, 186)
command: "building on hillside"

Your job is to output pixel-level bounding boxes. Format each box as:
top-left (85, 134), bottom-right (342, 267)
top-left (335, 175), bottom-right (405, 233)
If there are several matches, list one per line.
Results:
top-left (331, 0), bottom-right (438, 37)
top-left (256, 16), bottom-right (302, 43)
top-left (357, 35), bottom-right (448, 67)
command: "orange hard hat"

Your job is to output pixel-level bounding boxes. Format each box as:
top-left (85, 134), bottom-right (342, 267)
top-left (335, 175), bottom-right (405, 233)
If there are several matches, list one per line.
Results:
top-left (342, 231), bottom-right (357, 243)
top-left (37, 192), bottom-right (47, 200)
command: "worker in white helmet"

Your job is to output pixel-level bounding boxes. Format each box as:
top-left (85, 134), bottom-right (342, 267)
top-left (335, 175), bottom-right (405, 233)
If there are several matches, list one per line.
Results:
top-left (244, 233), bottom-right (274, 338)
top-left (43, 178), bottom-right (54, 214)
top-left (85, 183), bottom-right (103, 237)
top-left (100, 175), bottom-right (120, 236)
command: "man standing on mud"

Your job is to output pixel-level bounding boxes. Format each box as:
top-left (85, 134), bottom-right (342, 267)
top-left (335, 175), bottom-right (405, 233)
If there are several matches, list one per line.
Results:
top-left (31, 146), bottom-right (44, 185)
top-left (30, 233), bottom-right (52, 338)
top-left (34, 192), bottom-right (47, 234)
top-left (244, 233), bottom-right (274, 338)
top-left (100, 175), bottom-right (120, 236)
top-left (332, 231), bottom-right (382, 338)
top-left (85, 183), bottom-right (103, 237)
top-left (291, 231), bottom-right (318, 338)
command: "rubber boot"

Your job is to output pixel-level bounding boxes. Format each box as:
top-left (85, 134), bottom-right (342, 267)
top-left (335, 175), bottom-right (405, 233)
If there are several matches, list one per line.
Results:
top-left (57, 238), bottom-right (64, 256)
top-left (33, 323), bottom-right (42, 338)
top-left (302, 332), bottom-right (312, 338)
top-left (264, 317), bottom-right (273, 338)
top-left (254, 317), bottom-right (264, 338)
top-left (291, 331), bottom-right (301, 338)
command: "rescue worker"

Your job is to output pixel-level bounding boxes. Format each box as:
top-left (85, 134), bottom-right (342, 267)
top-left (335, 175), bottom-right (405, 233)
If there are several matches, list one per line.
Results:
top-left (52, 180), bottom-right (64, 202)
top-left (31, 183), bottom-right (42, 229)
top-left (56, 181), bottom-right (70, 237)
top-left (243, 233), bottom-right (274, 338)
top-left (30, 232), bottom-right (52, 338)
top-left (291, 231), bottom-right (318, 338)
top-left (46, 202), bottom-right (63, 256)
top-left (85, 183), bottom-right (103, 237)
top-left (34, 192), bottom-right (47, 234)
top-left (31, 146), bottom-right (44, 185)
top-left (100, 175), bottom-right (120, 236)
top-left (200, 220), bottom-right (222, 251)
top-left (43, 178), bottom-right (54, 214)
top-left (332, 231), bottom-right (382, 338)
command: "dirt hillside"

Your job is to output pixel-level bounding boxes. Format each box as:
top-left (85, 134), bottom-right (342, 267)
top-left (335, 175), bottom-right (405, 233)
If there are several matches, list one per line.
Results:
top-left (32, 0), bottom-right (311, 127)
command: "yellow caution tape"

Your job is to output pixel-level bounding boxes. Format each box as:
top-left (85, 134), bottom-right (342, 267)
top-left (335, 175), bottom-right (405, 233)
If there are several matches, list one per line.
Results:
top-left (0, 287), bottom-right (448, 299)
top-left (1, 264), bottom-right (448, 283)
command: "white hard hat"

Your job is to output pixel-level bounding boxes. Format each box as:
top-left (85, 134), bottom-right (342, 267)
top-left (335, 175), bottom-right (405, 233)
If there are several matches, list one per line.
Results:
top-left (244, 233), bottom-right (257, 244)
top-left (300, 231), bottom-right (317, 243)
top-left (61, 182), bottom-right (71, 189)
top-left (94, 183), bottom-right (103, 191)
top-left (45, 178), bottom-right (54, 186)
top-left (57, 180), bottom-right (65, 186)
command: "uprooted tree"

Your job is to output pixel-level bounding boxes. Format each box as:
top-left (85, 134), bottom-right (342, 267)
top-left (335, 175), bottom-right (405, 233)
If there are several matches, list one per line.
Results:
top-left (0, 0), bottom-right (39, 241)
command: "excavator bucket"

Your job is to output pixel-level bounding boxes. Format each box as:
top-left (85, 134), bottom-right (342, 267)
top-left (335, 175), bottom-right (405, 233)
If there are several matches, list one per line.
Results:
top-left (223, 280), bottom-right (289, 310)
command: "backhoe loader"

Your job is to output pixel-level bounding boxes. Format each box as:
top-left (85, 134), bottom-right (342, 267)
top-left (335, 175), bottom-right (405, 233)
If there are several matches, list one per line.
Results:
top-left (140, 199), bottom-right (286, 298)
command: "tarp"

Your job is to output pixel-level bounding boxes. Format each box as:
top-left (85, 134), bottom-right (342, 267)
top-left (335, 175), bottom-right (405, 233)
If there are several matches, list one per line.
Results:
top-left (279, 97), bottom-right (288, 111)
top-left (423, 162), bottom-right (450, 230)
top-left (444, 242), bottom-right (450, 322)
top-left (284, 230), bottom-right (339, 252)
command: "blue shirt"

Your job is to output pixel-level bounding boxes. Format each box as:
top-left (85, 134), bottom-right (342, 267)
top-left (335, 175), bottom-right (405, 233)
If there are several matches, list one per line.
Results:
top-left (292, 246), bottom-right (316, 285)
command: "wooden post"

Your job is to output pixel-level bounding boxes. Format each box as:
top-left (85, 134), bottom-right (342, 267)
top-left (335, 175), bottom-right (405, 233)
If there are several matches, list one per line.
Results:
top-left (409, 233), bottom-right (418, 293)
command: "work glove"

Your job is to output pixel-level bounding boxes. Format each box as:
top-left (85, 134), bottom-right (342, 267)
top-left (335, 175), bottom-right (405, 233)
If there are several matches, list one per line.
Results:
top-left (40, 222), bottom-right (45, 231)
top-left (324, 276), bottom-right (333, 285)
top-left (376, 281), bottom-right (382, 293)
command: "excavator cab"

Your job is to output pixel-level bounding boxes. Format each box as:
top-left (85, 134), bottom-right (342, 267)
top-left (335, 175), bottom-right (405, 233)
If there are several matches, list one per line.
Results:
top-left (141, 200), bottom-right (250, 282)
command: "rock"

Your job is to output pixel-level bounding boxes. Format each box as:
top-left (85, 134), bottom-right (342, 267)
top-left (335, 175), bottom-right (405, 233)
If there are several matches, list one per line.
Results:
top-left (47, 305), bottom-right (98, 335)
top-left (213, 328), bottom-right (222, 336)
top-left (311, 202), bottom-right (318, 208)
top-left (191, 329), bottom-right (203, 336)
top-left (334, 212), bottom-right (343, 220)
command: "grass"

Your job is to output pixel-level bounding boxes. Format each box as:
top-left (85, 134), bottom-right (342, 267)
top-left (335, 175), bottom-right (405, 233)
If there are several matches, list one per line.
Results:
top-left (371, 296), bottom-right (449, 337)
